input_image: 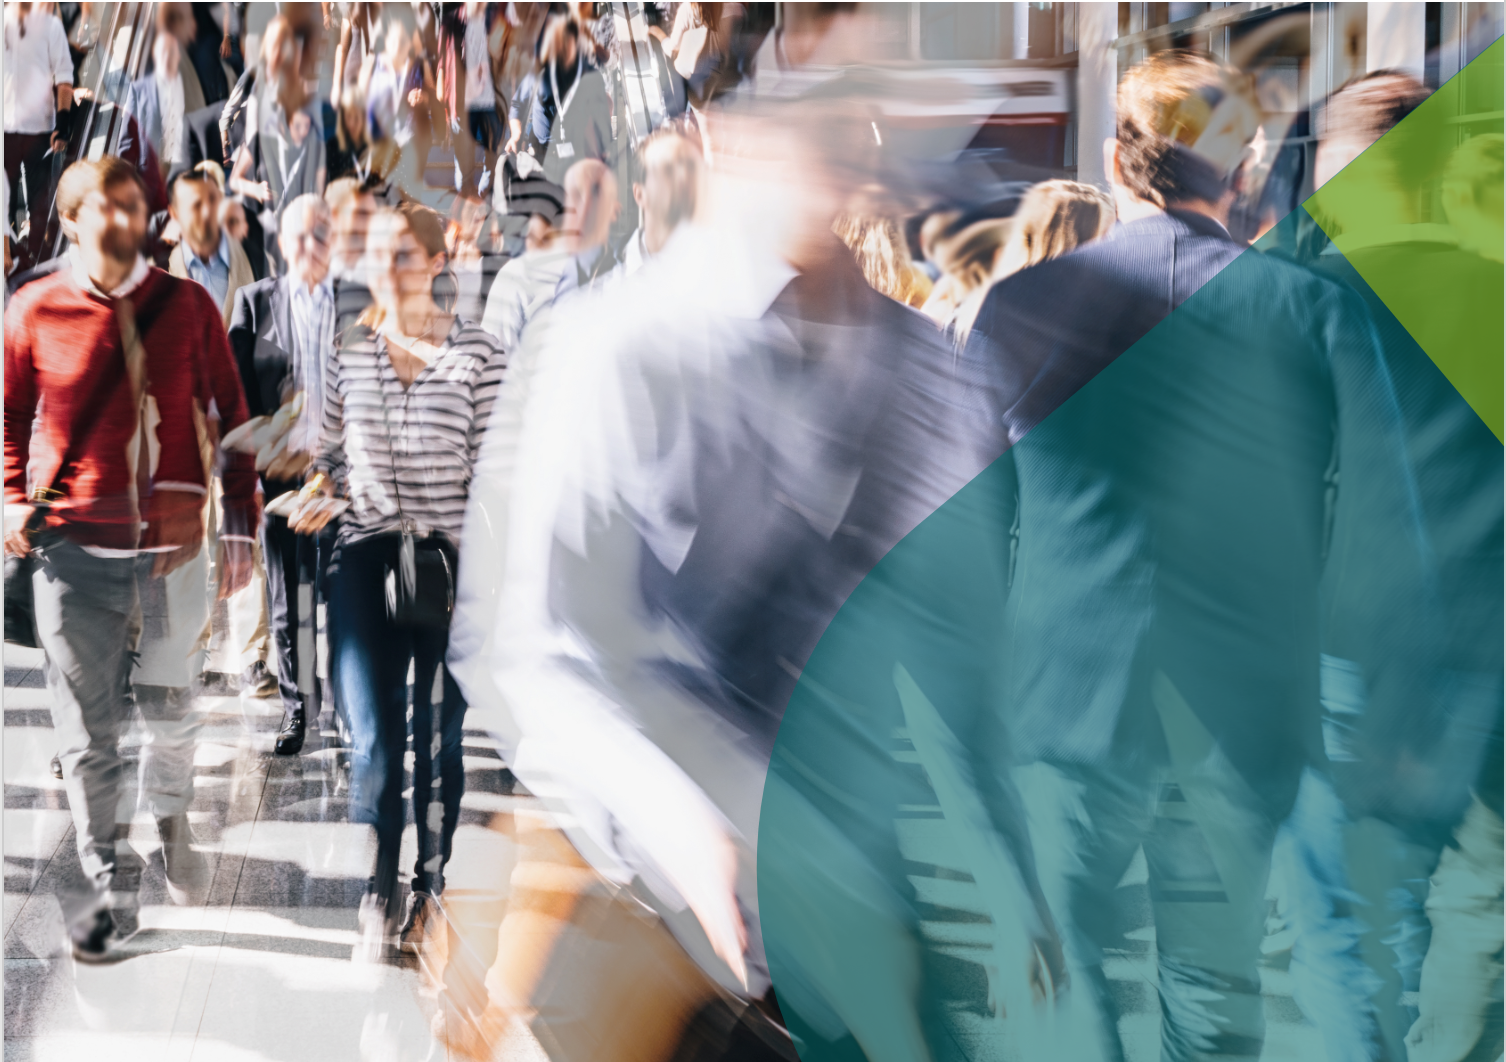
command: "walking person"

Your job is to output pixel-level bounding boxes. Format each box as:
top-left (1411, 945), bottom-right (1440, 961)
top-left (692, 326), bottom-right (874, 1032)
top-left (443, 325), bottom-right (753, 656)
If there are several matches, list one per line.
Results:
top-left (168, 163), bottom-right (257, 324)
top-left (229, 14), bottom-right (327, 276)
top-left (3, 156), bottom-right (259, 961)
top-left (3, 1), bottom-right (75, 268)
top-left (229, 194), bottom-right (337, 755)
top-left (969, 52), bottom-right (1432, 1062)
top-left (292, 203), bottom-right (505, 958)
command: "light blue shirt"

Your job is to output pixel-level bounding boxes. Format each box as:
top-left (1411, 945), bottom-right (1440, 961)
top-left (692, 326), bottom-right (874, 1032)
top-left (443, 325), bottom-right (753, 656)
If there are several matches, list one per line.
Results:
top-left (288, 277), bottom-right (334, 452)
top-left (184, 229), bottom-right (232, 309)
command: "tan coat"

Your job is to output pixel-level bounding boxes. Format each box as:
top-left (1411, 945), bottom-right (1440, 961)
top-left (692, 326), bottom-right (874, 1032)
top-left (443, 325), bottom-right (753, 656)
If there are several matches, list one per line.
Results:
top-left (168, 235), bottom-right (256, 326)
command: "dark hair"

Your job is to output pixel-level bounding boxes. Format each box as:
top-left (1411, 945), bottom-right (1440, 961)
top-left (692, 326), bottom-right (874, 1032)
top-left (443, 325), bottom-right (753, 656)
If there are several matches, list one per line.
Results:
top-left (167, 165), bottom-right (221, 203)
top-left (397, 202), bottom-right (449, 259)
top-left (55, 156), bottom-right (148, 220)
top-left (1325, 70), bottom-right (1442, 192)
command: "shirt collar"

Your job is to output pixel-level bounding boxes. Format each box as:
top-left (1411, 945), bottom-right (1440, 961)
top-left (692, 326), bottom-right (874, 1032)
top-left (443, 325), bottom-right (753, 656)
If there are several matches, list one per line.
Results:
top-left (662, 224), bottom-right (796, 321)
top-left (575, 243), bottom-right (604, 273)
top-left (190, 230), bottom-right (232, 270)
top-left (70, 249), bottom-right (150, 299)
top-left (289, 275), bottom-right (333, 304)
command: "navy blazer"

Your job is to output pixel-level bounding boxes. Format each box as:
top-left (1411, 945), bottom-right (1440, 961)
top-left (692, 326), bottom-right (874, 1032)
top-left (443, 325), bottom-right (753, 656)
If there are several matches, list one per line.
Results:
top-left (971, 210), bottom-right (1428, 816)
top-left (228, 276), bottom-right (300, 494)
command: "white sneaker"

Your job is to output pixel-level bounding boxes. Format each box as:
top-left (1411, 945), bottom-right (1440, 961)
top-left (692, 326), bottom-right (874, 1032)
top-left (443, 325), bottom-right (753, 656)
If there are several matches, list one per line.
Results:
top-left (352, 892), bottom-right (398, 963)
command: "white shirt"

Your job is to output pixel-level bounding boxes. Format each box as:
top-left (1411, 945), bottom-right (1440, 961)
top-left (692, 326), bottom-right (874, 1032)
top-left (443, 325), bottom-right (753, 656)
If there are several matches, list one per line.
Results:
top-left (3, 9), bottom-right (73, 134)
top-left (456, 226), bottom-right (795, 995)
top-left (156, 69), bottom-right (186, 166)
top-left (465, 13), bottom-right (496, 111)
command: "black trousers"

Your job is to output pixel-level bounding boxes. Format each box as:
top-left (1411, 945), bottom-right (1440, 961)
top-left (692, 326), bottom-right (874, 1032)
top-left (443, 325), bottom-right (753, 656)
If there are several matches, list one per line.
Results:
top-left (4, 132), bottom-right (54, 266)
top-left (260, 505), bottom-right (336, 716)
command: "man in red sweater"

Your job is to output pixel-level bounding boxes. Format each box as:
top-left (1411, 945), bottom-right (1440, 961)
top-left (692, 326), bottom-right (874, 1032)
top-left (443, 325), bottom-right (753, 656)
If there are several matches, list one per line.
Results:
top-left (3, 156), bottom-right (259, 961)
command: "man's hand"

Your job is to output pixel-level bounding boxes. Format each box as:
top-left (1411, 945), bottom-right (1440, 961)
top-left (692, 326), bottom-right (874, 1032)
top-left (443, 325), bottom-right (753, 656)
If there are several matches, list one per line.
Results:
top-left (220, 34), bottom-right (233, 60)
top-left (141, 489), bottom-right (206, 578)
top-left (49, 132), bottom-right (68, 154)
top-left (217, 537), bottom-right (254, 600)
top-left (4, 505), bottom-right (35, 558)
top-left (407, 87), bottom-right (426, 109)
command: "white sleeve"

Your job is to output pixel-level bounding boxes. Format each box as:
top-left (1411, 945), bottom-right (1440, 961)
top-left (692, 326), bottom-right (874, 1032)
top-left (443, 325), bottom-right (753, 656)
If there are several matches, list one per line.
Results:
top-left (49, 18), bottom-right (73, 85)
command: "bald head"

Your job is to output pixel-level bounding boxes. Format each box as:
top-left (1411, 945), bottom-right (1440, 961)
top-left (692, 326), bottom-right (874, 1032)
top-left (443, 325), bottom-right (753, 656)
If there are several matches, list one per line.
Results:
top-left (563, 159), bottom-right (619, 253)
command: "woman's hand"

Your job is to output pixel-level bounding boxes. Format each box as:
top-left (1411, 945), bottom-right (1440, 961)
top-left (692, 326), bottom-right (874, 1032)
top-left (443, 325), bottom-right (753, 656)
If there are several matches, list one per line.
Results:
top-left (288, 473), bottom-right (338, 535)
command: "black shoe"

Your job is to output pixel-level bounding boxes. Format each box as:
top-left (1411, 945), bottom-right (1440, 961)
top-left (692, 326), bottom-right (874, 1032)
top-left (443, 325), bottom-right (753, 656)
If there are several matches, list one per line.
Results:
top-left (274, 707), bottom-right (306, 756)
top-left (69, 908), bottom-right (116, 964)
top-left (50, 753), bottom-right (62, 780)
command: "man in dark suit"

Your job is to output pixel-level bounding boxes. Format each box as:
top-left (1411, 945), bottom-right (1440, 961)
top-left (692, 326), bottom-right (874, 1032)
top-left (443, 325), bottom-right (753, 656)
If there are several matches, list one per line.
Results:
top-left (174, 101), bottom-right (226, 178)
top-left (1289, 73), bottom-right (1503, 1062)
top-left (970, 52), bottom-right (1431, 1062)
top-left (228, 194), bottom-right (336, 756)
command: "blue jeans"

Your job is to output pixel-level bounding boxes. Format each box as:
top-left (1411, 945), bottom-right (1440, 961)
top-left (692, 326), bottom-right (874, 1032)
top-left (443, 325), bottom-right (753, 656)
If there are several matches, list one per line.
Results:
top-left (1272, 768), bottom-right (1388, 1062)
top-left (328, 534), bottom-right (467, 917)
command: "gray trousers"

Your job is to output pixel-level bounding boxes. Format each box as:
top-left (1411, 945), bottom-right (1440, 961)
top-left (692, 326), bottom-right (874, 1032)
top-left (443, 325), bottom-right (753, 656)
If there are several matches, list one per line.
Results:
top-left (32, 531), bottom-right (208, 918)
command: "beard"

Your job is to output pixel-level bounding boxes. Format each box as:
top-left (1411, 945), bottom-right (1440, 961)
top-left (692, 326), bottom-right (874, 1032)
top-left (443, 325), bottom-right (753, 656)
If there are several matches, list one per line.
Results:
top-left (100, 228), bottom-right (139, 265)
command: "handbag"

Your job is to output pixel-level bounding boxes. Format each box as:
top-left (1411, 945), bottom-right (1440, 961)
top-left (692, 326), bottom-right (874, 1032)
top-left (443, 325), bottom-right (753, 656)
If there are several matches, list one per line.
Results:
top-left (5, 291), bottom-right (160, 647)
top-left (374, 335), bottom-right (456, 631)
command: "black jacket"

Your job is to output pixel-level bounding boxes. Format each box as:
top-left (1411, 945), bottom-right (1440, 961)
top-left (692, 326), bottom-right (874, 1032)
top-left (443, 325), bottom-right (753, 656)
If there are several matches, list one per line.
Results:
top-left (971, 210), bottom-right (1429, 818)
top-left (228, 276), bottom-right (301, 495)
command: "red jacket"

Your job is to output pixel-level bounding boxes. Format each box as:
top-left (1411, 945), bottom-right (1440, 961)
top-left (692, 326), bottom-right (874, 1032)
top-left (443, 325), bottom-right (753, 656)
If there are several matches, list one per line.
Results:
top-left (4, 265), bottom-right (258, 549)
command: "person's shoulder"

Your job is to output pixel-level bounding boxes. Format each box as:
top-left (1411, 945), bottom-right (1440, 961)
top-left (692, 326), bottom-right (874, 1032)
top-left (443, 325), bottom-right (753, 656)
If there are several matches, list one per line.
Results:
top-left (1240, 242), bottom-right (1368, 314)
top-left (7, 264), bottom-right (75, 315)
top-left (238, 275), bottom-right (279, 310)
top-left (151, 267), bottom-right (221, 316)
top-left (451, 320), bottom-right (508, 358)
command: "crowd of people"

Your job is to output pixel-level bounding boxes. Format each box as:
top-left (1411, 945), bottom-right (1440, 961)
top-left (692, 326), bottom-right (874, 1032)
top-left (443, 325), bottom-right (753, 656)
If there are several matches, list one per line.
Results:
top-left (2, 4), bottom-right (1502, 1062)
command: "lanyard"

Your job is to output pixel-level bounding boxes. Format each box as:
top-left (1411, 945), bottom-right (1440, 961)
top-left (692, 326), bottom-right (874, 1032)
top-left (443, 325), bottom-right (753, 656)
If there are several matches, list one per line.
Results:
top-left (550, 52), bottom-right (583, 124)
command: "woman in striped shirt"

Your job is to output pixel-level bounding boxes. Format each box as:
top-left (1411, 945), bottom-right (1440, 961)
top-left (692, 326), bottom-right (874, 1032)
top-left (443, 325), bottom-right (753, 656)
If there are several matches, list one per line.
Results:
top-left (293, 204), bottom-right (506, 956)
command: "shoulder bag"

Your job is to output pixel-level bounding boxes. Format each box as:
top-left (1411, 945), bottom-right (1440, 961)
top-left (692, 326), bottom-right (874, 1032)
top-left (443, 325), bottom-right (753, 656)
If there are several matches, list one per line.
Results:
top-left (374, 334), bottom-right (456, 630)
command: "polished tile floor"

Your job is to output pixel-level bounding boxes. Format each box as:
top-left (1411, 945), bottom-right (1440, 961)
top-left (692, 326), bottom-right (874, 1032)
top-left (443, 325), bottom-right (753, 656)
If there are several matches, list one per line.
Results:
top-left (2, 642), bottom-right (532, 1061)
top-left (4, 638), bottom-right (1326, 1061)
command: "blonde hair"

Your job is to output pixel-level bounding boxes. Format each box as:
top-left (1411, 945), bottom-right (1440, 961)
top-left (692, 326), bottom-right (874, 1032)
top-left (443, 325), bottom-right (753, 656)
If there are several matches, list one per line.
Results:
top-left (1116, 50), bottom-right (1258, 207)
top-left (952, 181), bottom-right (1114, 346)
top-left (995, 180), bottom-right (1114, 279)
top-left (834, 214), bottom-right (932, 309)
top-left (920, 218), bottom-right (1009, 334)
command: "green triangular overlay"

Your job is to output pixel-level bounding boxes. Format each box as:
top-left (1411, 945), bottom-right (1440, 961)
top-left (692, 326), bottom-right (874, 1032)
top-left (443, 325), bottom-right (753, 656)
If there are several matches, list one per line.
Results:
top-left (1306, 37), bottom-right (1505, 440)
